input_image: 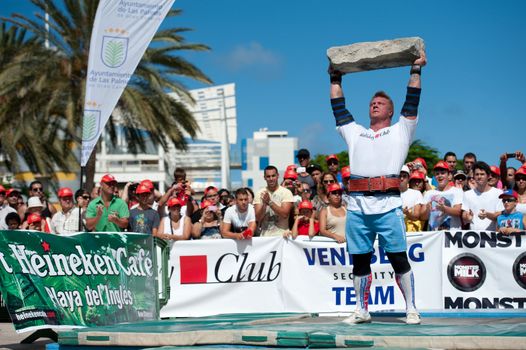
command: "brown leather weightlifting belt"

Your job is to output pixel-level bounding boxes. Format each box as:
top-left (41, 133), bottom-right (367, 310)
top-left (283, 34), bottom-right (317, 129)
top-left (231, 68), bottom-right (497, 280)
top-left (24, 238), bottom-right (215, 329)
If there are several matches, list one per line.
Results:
top-left (348, 175), bottom-right (400, 194)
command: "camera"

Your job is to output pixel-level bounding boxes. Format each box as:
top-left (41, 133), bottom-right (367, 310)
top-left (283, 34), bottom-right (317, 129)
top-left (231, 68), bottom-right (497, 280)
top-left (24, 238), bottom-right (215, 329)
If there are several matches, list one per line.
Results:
top-left (506, 153), bottom-right (516, 158)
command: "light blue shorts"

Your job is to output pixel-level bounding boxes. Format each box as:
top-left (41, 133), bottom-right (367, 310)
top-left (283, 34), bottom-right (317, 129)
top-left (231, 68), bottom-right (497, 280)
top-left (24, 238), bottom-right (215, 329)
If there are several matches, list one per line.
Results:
top-left (345, 207), bottom-right (407, 254)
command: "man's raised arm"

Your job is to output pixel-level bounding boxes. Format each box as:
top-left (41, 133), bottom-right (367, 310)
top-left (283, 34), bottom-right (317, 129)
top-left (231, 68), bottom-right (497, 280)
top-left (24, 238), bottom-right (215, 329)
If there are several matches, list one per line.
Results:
top-left (329, 66), bottom-right (354, 127)
top-left (402, 52), bottom-right (427, 120)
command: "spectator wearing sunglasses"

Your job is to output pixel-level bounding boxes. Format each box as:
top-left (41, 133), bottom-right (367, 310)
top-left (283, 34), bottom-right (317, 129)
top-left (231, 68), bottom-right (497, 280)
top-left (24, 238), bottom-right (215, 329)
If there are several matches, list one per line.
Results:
top-left (498, 151), bottom-right (526, 190)
top-left (312, 172), bottom-right (338, 216)
top-left (28, 180), bottom-right (56, 218)
top-left (85, 174), bottom-right (129, 232)
top-left (296, 149), bottom-right (315, 189)
top-left (326, 154), bottom-right (342, 184)
top-left (0, 185), bottom-right (17, 230)
top-left (496, 190), bottom-right (526, 234)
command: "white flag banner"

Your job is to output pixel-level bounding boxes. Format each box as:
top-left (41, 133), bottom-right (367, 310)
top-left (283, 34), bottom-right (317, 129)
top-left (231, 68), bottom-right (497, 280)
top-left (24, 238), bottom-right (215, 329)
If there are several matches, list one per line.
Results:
top-left (81, 0), bottom-right (175, 166)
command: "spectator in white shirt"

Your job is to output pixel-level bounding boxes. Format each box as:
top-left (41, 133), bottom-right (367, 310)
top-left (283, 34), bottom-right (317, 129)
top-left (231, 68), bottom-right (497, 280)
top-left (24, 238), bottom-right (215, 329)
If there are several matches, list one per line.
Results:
top-left (462, 161), bottom-right (504, 231)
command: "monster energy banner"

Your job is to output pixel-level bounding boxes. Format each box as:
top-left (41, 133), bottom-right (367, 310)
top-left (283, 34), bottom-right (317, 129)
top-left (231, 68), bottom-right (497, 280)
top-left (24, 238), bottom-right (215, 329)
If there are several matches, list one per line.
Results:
top-left (0, 231), bottom-right (157, 333)
top-left (81, 0), bottom-right (176, 166)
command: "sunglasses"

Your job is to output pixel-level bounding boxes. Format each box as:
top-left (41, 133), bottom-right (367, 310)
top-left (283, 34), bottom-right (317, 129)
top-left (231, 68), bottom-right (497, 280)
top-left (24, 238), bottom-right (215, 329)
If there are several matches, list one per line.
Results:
top-left (502, 198), bottom-right (517, 203)
top-left (323, 180), bottom-right (336, 184)
top-left (327, 161), bottom-right (338, 166)
top-left (31, 187), bottom-right (43, 192)
top-left (302, 189), bottom-right (311, 193)
top-left (329, 191), bottom-right (342, 196)
top-left (82, 195), bottom-right (91, 200)
top-left (0, 192), bottom-right (5, 196)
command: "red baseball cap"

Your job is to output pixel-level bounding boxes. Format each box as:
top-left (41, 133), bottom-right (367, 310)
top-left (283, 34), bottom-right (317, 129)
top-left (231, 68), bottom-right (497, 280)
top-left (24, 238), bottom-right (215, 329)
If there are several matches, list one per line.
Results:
top-left (6, 188), bottom-right (20, 197)
top-left (135, 184), bottom-right (151, 194)
top-left (286, 164), bottom-right (297, 172)
top-left (284, 169), bottom-right (298, 180)
top-left (298, 200), bottom-right (313, 210)
top-left (167, 197), bottom-right (183, 208)
top-left (341, 166), bottom-right (351, 179)
top-left (140, 179), bottom-right (154, 190)
top-left (433, 161), bottom-right (450, 171)
top-left (490, 166), bottom-right (500, 177)
top-left (27, 213), bottom-right (42, 225)
top-left (200, 200), bottom-right (214, 209)
top-left (58, 187), bottom-right (74, 198)
top-left (327, 183), bottom-right (343, 193)
top-left (101, 174), bottom-right (117, 183)
top-left (204, 186), bottom-right (218, 196)
top-left (326, 154), bottom-right (339, 163)
top-left (414, 157), bottom-right (428, 170)
top-left (410, 171), bottom-right (425, 180)
top-left (515, 167), bottom-right (526, 177)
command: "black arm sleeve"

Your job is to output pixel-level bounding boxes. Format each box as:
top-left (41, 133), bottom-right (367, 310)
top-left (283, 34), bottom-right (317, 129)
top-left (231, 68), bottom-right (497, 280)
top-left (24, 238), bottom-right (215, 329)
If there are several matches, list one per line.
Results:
top-left (401, 87), bottom-right (422, 117)
top-left (331, 97), bottom-right (354, 126)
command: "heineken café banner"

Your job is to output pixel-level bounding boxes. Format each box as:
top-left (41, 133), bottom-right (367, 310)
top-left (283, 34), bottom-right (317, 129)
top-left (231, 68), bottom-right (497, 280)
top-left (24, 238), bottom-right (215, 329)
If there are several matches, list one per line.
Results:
top-left (1, 230), bottom-right (525, 332)
top-left (0, 231), bottom-right (157, 333)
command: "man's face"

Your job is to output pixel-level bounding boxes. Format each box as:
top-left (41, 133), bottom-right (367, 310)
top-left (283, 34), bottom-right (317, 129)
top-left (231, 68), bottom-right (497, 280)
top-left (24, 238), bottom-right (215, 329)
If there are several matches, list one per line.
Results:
top-left (101, 181), bottom-right (117, 196)
top-left (300, 184), bottom-right (311, 199)
top-left (311, 170), bottom-right (322, 184)
top-left (7, 193), bottom-right (18, 206)
top-left (507, 168), bottom-right (516, 183)
top-left (502, 196), bottom-right (517, 213)
top-left (463, 157), bottom-right (475, 171)
top-left (369, 96), bottom-right (393, 121)
top-left (77, 193), bottom-right (90, 209)
top-left (327, 159), bottom-right (339, 173)
top-left (264, 169), bottom-right (279, 189)
top-left (297, 155), bottom-right (309, 167)
top-left (220, 192), bottom-right (231, 206)
top-left (445, 155), bottom-right (457, 170)
top-left (235, 194), bottom-right (249, 212)
top-left (205, 190), bottom-right (219, 205)
top-left (473, 168), bottom-right (489, 188)
top-left (137, 192), bottom-right (151, 206)
top-left (434, 169), bottom-right (450, 188)
top-left (30, 183), bottom-right (44, 200)
top-left (59, 196), bottom-right (74, 212)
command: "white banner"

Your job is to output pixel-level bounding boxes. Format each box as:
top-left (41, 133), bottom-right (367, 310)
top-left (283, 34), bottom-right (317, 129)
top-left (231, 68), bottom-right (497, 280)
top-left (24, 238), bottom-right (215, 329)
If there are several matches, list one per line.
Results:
top-left (442, 230), bottom-right (526, 310)
top-left (161, 231), bottom-right (444, 317)
top-left (81, 0), bottom-right (175, 166)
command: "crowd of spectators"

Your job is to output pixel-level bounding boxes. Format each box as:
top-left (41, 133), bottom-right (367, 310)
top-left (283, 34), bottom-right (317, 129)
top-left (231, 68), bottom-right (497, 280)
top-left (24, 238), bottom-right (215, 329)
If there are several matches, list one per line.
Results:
top-left (1, 148), bottom-right (524, 239)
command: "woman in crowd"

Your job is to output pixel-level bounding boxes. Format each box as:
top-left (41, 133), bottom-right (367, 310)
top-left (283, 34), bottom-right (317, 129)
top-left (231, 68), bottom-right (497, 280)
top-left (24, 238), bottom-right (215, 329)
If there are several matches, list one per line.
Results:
top-left (311, 172), bottom-right (338, 216)
top-left (514, 167), bottom-right (526, 204)
top-left (157, 197), bottom-right (192, 241)
top-left (318, 183), bottom-right (346, 243)
top-left (192, 200), bottom-right (222, 239)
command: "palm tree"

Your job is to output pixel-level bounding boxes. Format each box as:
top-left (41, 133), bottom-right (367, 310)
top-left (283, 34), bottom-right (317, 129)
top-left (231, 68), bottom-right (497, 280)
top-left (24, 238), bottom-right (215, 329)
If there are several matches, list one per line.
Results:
top-left (0, 22), bottom-right (78, 177)
top-left (1, 0), bottom-right (211, 190)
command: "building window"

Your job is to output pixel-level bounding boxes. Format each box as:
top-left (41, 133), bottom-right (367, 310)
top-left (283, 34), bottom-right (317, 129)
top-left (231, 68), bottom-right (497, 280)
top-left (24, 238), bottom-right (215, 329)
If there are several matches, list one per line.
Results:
top-left (259, 157), bottom-right (269, 170)
top-left (248, 179), bottom-right (253, 187)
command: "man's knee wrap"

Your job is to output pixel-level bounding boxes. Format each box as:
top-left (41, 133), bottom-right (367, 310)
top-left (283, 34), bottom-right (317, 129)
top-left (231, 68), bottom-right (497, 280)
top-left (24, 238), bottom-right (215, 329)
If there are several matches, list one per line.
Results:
top-left (352, 252), bottom-right (373, 276)
top-left (386, 251), bottom-right (411, 274)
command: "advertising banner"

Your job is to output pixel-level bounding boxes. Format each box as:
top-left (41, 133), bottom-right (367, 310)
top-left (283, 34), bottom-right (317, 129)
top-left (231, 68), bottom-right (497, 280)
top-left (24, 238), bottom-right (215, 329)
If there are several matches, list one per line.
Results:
top-left (0, 231), bottom-right (157, 332)
top-left (81, 0), bottom-right (175, 166)
top-left (161, 232), bottom-right (443, 317)
top-left (442, 230), bottom-right (526, 310)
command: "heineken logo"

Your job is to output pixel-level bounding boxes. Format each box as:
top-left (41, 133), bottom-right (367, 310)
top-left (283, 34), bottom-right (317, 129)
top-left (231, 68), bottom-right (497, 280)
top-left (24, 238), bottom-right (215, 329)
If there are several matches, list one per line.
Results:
top-left (0, 244), bottom-right (153, 278)
top-left (101, 35), bottom-right (129, 68)
top-left (82, 109), bottom-right (101, 142)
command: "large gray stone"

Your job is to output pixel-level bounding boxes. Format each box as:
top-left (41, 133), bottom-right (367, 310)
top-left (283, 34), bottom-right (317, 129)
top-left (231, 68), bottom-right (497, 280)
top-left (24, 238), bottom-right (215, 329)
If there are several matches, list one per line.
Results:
top-left (327, 37), bottom-right (425, 73)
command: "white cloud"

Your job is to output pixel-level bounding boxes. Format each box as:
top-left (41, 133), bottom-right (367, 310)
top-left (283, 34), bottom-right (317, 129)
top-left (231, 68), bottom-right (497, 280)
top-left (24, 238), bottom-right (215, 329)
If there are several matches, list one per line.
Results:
top-left (220, 42), bottom-right (282, 73)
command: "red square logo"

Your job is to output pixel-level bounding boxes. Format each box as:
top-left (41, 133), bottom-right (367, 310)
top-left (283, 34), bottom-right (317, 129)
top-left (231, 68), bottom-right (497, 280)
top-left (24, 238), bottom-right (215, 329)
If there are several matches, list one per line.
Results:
top-left (180, 255), bottom-right (207, 284)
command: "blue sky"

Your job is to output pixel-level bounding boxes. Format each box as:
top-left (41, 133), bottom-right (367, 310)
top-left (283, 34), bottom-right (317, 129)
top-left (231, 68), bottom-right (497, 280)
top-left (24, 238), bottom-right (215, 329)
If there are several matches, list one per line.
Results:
top-left (3, 0), bottom-right (526, 169)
